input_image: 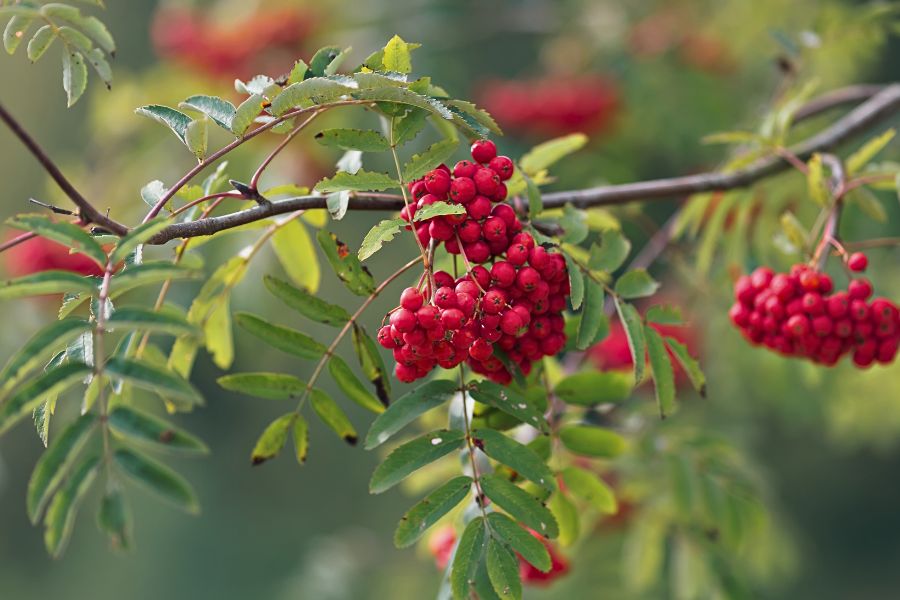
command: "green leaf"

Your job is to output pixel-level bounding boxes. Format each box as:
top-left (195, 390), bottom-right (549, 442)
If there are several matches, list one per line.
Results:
top-left (467, 380), bottom-right (548, 433)
top-left (26, 24), bottom-right (54, 61)
top-left (0, 318), bottom-right (90, 391)
top-left (806, 153), bottom-right (830, 206)
top-left (849, 187), bottom-right (888, 223)
top-left (615, 298), bottom-right (646, 382)
top-left (0, 270), bottom-right (97, 299)
top-left (270, 218), bottom-right (320, 293)
top-left (701, 130), bottom-right (762, 145)
top-left (109, 262), bottom-right (200, 296)
top-left (576, 280), bottom-right (606, 350)
top-left (560, 466), bottom-right (617, 514)
top-left (109, 219), bottom-right (169, 265)
top-left (43, 454), bottom-right (100, 558)
top-left (71, 14), bottom-right (114, 55)
top-left (547, 490), bottom-right (579, 547)
top-left (382, 34), bottom-right (413, 73)
top-left (479, 474), bottom-right (558, 538)
top-left (328, 355), bottom-right (384, 414)
top-left (61, 50), bottom-right (87, 107)
top-left (287, 59), bottom-right (307, 84)
top-left (487, 512), bottom-right (551, 572)
top-left (0, 362), bottom-right (90, 435)
top-left (250, 413), bottom-right (294, 465)
top-left (310, 388), bottom-right (357, 445)
top-left (392, 108), bottom-right (428, 146)
top-left (591, 230), bottom-right (631, 273)
top-left (270, 77), bottom-right (355, 117)
top-left (352, 86), bottom-right (453, 120)
top-left (4, 14), bottom-right (33, 54)
top-left (308, 45), bottom-right (350, 77)
top-left (292, 415), bottom-right (309, 464)
top-left (394, 476), bottom-right (472, 548)
top-left (83, 47), bottom-right (111, 88)
top-left (780, 211), bottom-right (809, 250)
top-left (114, 448), bottom-right (199, 514)
top-left (231, 93), bottom-right (263, 136)
top-left (645, 305), bottom-right (683, 325)
top-left (554, 371), bottom-right (633, 405)
top-left (314, 169), bottom-right (399, 193)
top-left (413, 201), bottom-right (466, 222)
top-left (615, 269), bottom-right (660, 299)
top-left (665, 337), bottom-right (706, 396)
top-left (108, 405), bottom-right (208, 454)
top-left (525, 176), bottom-right (543, 221)
top-left (402, 139), bottom-right (458, 181)
top-left (519, 134), bottom-right (588, 176)
top-left (559, 425), bottom-right (626, 458)
top-left (486, 537), bottom-right (522, 599)
top-left (315, 128), bottom-right (390, 152)
top-left (358, 218), bottom-right (405, 261)
top-left (105, 307), bottom-right (197, 337)
top-left (27, 413), bottom-right (97, 524)
top-left (263, 275), bottom-right (350, 326)
top-left (135, 104), bottom-right (192, 144)
top-left (351, 324), bottom-right (391, 406)
top-left (473, 429), bottom-right (554, 491)
top-left (563, 254), bottom-right (585, 310)
top-left (8, 214), bottom-right (106, 267)
top-left (446, 99), bottom-right (503, 136)
top-left (369, 429), bottom-right (465, 493)
top-left (104, 357), bottom-right (202, 405)
top-left (316, 230), bottom-right (376, 296)
top-left (645, 325), bottom-right (676, 418)
top-left (217, 372), bottom-right (306, 400)
top-left (180, 95), bottom-right (236, 131)
top-left (235, 312), bottom-right (326, 360)
top-left (451, 516), bottom-right (487, 600)
top-left (185, 117), bottom-right (208, 160)
top-left (97, 484), bottom-right (131, 551)
top-left (365, 381), bottom-right (457, 449)
top-left (847, 128), bottom-right (895, 174)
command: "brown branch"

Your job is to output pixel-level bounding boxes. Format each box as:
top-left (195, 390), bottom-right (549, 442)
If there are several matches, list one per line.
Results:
top-left (145, 83), bottom-right (900, 246)
top-left (0, 101), bottom-right (128, 236)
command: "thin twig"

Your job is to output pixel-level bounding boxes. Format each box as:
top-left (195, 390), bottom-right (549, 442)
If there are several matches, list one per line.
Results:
top-left (249, 110), bottom-right (322, 190)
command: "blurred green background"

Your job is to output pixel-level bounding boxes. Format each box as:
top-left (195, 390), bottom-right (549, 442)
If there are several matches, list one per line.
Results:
top-left (1, 0), bottom-right (899, 598)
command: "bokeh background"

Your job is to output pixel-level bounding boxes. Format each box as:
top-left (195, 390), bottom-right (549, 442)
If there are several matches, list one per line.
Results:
top-left (0, 0), bottom-right (899, 598)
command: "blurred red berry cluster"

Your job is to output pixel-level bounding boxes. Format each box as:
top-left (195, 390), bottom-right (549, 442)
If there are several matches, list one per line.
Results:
top-left (3, 234), bottom-right (102, 277)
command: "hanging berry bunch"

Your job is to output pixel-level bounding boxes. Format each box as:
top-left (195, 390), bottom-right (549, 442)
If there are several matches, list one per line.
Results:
top-left (379, 140), bottom-right (570, 384)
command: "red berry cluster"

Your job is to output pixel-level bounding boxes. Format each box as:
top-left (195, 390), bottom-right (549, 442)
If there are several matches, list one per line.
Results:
top-left (477, 76), bottom-right (619, 137)
top-left (729, 256), bottom-right (899, 368)
top-left (379, 140), bottom-right (570, 384)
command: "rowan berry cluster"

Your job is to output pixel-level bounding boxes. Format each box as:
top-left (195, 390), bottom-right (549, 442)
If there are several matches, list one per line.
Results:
top-left (729, 254), bottom-right (899, 367)
top-left (378, 140), bottom-right (570, 384)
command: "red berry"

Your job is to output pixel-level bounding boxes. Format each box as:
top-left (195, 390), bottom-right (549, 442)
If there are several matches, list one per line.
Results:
top-left (826, 292), bottom-right (850, 318)
top-left (434, 287), bottom-right (458, 308)
top-left (499, 310), bottom-right (524, 335)
top-left (801, 292), bottom-right (824, 315)
top-left (429, 218), bottom-right (455, 241)
top-left (453, 160), bottom-right (478, 179)
top-left (847, 252), bottom-right (868, 272)
top-left (491, 204), bottom-right (518, 228)
top-left (506, 242), bottom-right (529, 266)
top-left (488, 156), bottom-right (514, 180)
top-left (449, 177), bottom-right (476, 204)
top-left (473, 167), bottom-right (501, 196)
top-left (377, 325), bottom-right (397, 348)
top-left (416, 305), bottom-right (441, 329)
top-left (512, 232), bottom-right (535, 250)
top-left (424, 169), bottom-right (451, 196)
top-left (458, 219), bottom-right (482, 243)
top-left (410, 181), bottom-right (428, 201)
top-left (849, 300), bottom-right (871, 322)
top-left (750, 267), bottom-right (774, 290)
top-left (491, 261), bottom-right (516, 288)
top-left (400, 287), bottom-right (424, 311)
top-left (469, 338), bottom-right (494, 361)
top-left (390, 308), bottom-right (417, 333)
top-left (483, 289), bottom-right (507, 314)
top-left (463, 241), bottom-right (491, 264)
top-left (455, 280), bottom-right (480, 298)
top-left (811, 315), bottom-right (833, 337)
top-left (434, 271), bottom-right (455, 288)
top-left (456, 292), bottom-right (476, 317)
top-left (471, 265), bottom-right (492, 289)
top-left (848, 278), bottom-right (873, 300)
top-left (785, 314), bottom-right (810, 338)
top-left (770, 274), bottom-right (795, 301)
top-left (441, 308), bottom-right (465, 330)
top-left (516, 267), bottom-right (541, 292)
top-left (470, 139), bottom-right (497, 163)
top-left (395, 363), bottom-right (419, 383)
top-left (482, 216), bottom-right (507, 242)
top-left (466, 196), bottom-right (492, 220)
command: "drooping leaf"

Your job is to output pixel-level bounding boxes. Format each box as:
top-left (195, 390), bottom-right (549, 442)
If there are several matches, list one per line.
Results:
top-left (292, 415), bottom-right (309, 464)
top-left (105, 307), bottom-right (197, 337)
top-left (217, 372), bottom-right (306, 400)
top-left (560, 466), bottom-right (617, 514)
top-left (614, 269), bottom-right (660, 299)
top-left (263, 275), bottom-right (350, 326)
top-left (402, 139), bottom-right (458, 181)
top-left (61, 49), bottom-right (87, 107)
top-left (365, 380), bottom-right (459, 449)
top-left (308, 45), bottom-right (350, 77)
top-left (310, 388), bottom-right (357, 445)
top-left (558, 204), bottom-right (588, 244)
top-left (847, 128), bottom-right (896, 174)
top-left (0, 362), bottom-right (91, 435)
top-left (779, 211), bottom-right (809, 251)
top-left (446, 99), bottom-right (503, 136)
top-left (4, 13), bottom-right (34, 54)
top-left (392, 108), bottom-right (428, 146)
top-left (554, 371), bottom-right (633, 406)
top-left (8, 214), bottom-right (106, 267)
top-left (479, 474), bottom-right (558, 539)
top-left (108, 405), bottom-right (208, 454)
top-left (26, 24), bottom-right (54, 61)
top-left (231, 93), bottom-right (263, 136)
top-left (473, 429), bottom-right (554, 492)
top-left (467, 380), bottom-right (547, 433)
top-left (351, 324), bottom-right (391, 406)
top-left (43, 454), bottom-right (100, 557)
top-left (559, 425), bottom-right (626, 458)
top-left (270, 218), bottom-right (320, 293)
top-left (369, 429), bottom-right (466, 493)
top-left (451, 517), bottom-right (487, 599)
top-left (358, 218), bottom-right (406, 261)
top-left (97, 485), bottom-right (131, 551)
top-left (563, 254), bottom-right (584, 310)
top-left (615, 298), bottom-right (646, 382)
top-left (394, 476), bottom-right (472, 548)
top-left (185, 117), bottom-right (208, 160)
top-left (576, 280), bottom-right (607, 350)
top-left (849, 187), bottom-right (888, 223)
top-left (645, 325), bottom-right (676, 418)
top-left (519, 134), bottom-right (588, 176)
top-left (806, 153), bottom-right (829, 206)
top-left (103, 357), bottom-right (202, 405)
top-left (234, 312), bottom-right (326, 360)
top-left (250, 413), bottom-right (294, 465)
top-left (315, 128), bottom-right (390, 152)
top-left (328, 355), bottom-right (384, 414)
top-left (114, 448), bottom-right (199, 514)
top-left (0, 318), bottom-right (90, 391)
top-left (486, 537), bottom-right (522, 600)
top-left (591, 230), bottom-right (631, 273)
top-left (135, 105), bottom-right (192, 144)
top-left (487, 512), bottom-right (551, 572)
top-left (547, 490), bottom-right (579, 547)
top-left (27, 413), bottom-right (97, 524)
top-left (180, 95), bottom-right (236, 131)
top-left (665, 337), bottom-right (706, 396)
top-left (316, 230), bottom-right (376, 296)
top-left (413, 201), bottom-right (466, 222)
top-left (0, 270), bottom-right (97, 299)
top-left (314, 169), bottom-right (399, 193)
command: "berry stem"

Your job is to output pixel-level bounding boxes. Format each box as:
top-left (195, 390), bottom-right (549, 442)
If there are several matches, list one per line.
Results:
top-left (457, 366), bottom-right (489, 521)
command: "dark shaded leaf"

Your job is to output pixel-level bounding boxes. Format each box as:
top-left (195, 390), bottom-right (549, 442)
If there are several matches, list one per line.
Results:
top-left (263, 275), bottom-right (350, 326)
top-left (473, 429), bottom-right (554, 491)
top-left (316, 230), bottom-right (376, 296)
top-left (468, 380), bottom-right (548, 433)
top-left (369, 429), bottom-right (465, 493)
top-left (0, 362), bottom-right (91, 435)
top-left (479, 474), bottom-right (558, 539)
top-left (487, 512), bottom-right (551, 572)
top-left (365, 380), bottom-right (458, 449)
top-left (394, 476), bottom-right (472, 548)
top-left (108, 405), bottom-right (208, 454)
top-left (43, 454), bottom-right (100, 557)
top-left (114, 448), bottom-right (199, 513)
top-left (645, 325), bottom-right (676, 418)
top-left (217, 372), bottom-right (306, 400)
top-left (235, 312), bottom-right (326, 359)
top-left (451, 517), bottom-right (487, 600)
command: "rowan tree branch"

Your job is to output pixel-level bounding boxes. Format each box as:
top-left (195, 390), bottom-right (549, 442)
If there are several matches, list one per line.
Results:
top-left (0, 101), bottom-right (129, 236)
top-left (145, 83), bottom-right (900, 246)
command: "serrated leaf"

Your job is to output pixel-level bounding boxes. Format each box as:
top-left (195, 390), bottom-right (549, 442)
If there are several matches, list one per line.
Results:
top-left (392, 108), bottom-right (428, 146)
top-left (403, 139), bottom-right (458, 181)
top-left (8, 214), bottom-right (106, 267)
top-left (560, 467), bottom-right (617, 514)
top-left (446, 99), bottom-right (503, 136)
top-left (590, 230), bottom-right (631, 273)
top-left (479, 474), bottom-right (558, 538)
top-left (308, 45), bottom-right (349, 77)
top-left (234, 312), bottom-right (326, 360)
top-left (847, 129), bottom-right (896, 174)
top-left (328, 355), bottom-right (384, 414)
top-left (108, 405), bottom-right (208, 454)
top-left (217, 372), bottom-right (306, 400)
top-left (473, 429), bottom-right (554, 491)
top-left (270, 77), bottom-right (355, 116)
top-left (43, 454), bottom-right (99, 558)
top-left (270, 218), bottom-right (320, 293)
top-left (0, 318), bottom-right (90, 391)
top-left (554, 371), bottom-right (633, 406)
top-left (614, 269), bottom-right (659, 299)
top-left (250, 413), bottom-right (294, 465)
top-left (394, 476), bottom-right (472, 548)
top-left (287, 59), bottom-right (307, 85)
top-left (369, 429), bottom-right (465, 493)
top-left (559, 425), bottom-right (626, 458)
top-left (413, 201), bottom-right (466, 222)
top-left (0, 362), bottom-right (90, 435)
top-left (357, 218), bottom-right (405, 262)
top-left (61, 50), bottom-right (87, 106)
top-left (231, 93), bottom-right (263, 136)
top-left (26, 24), bottom-right (54, 61)
top-left (104, 357), bottom-right (201, 405)
top-left (615, 298), bottom-right (646, 382)
top-left (486, 537), bottom-right (522, 599)
top-left (352, 324), bottom-right (390, 406)
top-left (310, 388), bottom-right (357, 445)
top-left (105, 307), bottom-right (197, 337)
top-left (352, 86), bottom-right (453, 120)
top-left (487, 512), bottom-right (551, 572)
top-left (135, 105), bottom-right (192, 144)
top-left (27, 413), bottom-right (97, 524)
top-left (382, 34), bottom-right (413, 73)
top-left (314, 169), bottom-right (399, 193)
top-left (645, 325), bottom-right (676, 418)
top-left (180, 95), bottom-right (236, 131)
top-left (315, 128), bottom-right (390, 152)
top-left (114, 448), bottom-right (199, 514)
top-left (263, 275), bottom-right (349, 326)
top-left (451, 516), bottom-right (487, 599)
top-left (563, 254), bottom-right (584, 310)
top-left (467, 380), bottom-right (547, 433)
top-left (576, 280), bottom-right (606, 350)
top-left (520, 134), bottom-right (588, 176)
top-left (317, 230), bottom-right (376, 296)
top-left (665, 337), bottom-right (706, 396)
